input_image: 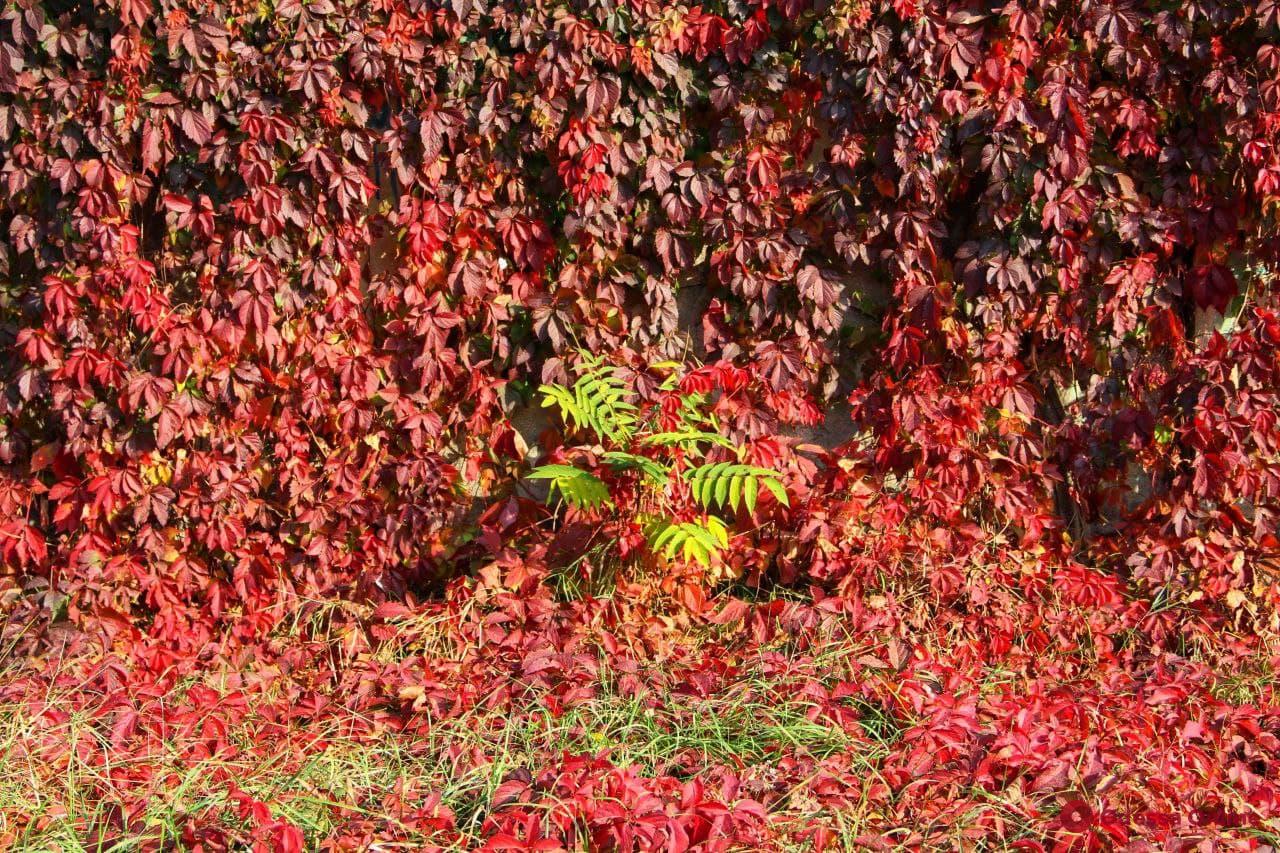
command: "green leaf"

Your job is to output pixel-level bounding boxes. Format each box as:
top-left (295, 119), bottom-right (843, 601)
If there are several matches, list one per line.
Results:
top-left (684, 462), bottom-right (787, 516)
top-left (705, 515), bottom-right (729, 548)
top-left (601, 451), bottom-right (669, 483)
top-left (643, 431), bottom-right (736, 451)
top-left (714, 468), bottom-right (730, 508)
top-left (540, 385), bottom-right (584, 431)
top-left (762, 478), bottom-right (789, 507)
top-left (528, 463), bottom-right (587, 479)
top-left (643, 518), bottom-right (729, 567)
top-left (682, 536), bottom-right (709, 565)
top-left (529, 464), bottom-right (611, 510)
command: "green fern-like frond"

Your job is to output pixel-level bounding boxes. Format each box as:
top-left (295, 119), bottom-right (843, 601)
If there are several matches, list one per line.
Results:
top-left (574, 360), bottom-right (637, 441)
top-left (653, 361), bottom-right (686, 390)
top-left (601, 451), bottom-right (669, 484)
top-left (642, 430), bottom-right (736, 451)
top-left (539, 357), bottom-right (637, 443)
top-left (645, 516), bottom-right (729, 566)
top-left (539, 384), bottom-right (583, 431)
top-left (685, 462), bottom-right (788, 515)
top-left (529, 464), bottom-right (611, 510)
top-left (675, 392), bottom-right (716, 432)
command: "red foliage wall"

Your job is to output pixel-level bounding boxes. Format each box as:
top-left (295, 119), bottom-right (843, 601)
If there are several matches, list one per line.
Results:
top-left (4, 0), bottom-right (1280, 846)
top-left (5, 0), bottom-right (1279, 640)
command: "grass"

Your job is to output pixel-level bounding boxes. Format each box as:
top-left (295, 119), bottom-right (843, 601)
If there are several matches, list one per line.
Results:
top-left (1205, 648), bottom-right (1278, 706)
top-left (0, 642), bottom-right (886, 851)
top-left (8, 594), bottom-right (1165, 851)
top-left (0, 708), bottom-right (461, 850)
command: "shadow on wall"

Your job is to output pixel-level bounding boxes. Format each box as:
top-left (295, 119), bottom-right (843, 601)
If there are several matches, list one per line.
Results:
top-left (504, 271), bottom-right (880, 458)
top-left (364, 155), bottom-right (881, 460)
top-left (487, 258), bottom-right (1238, 543)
